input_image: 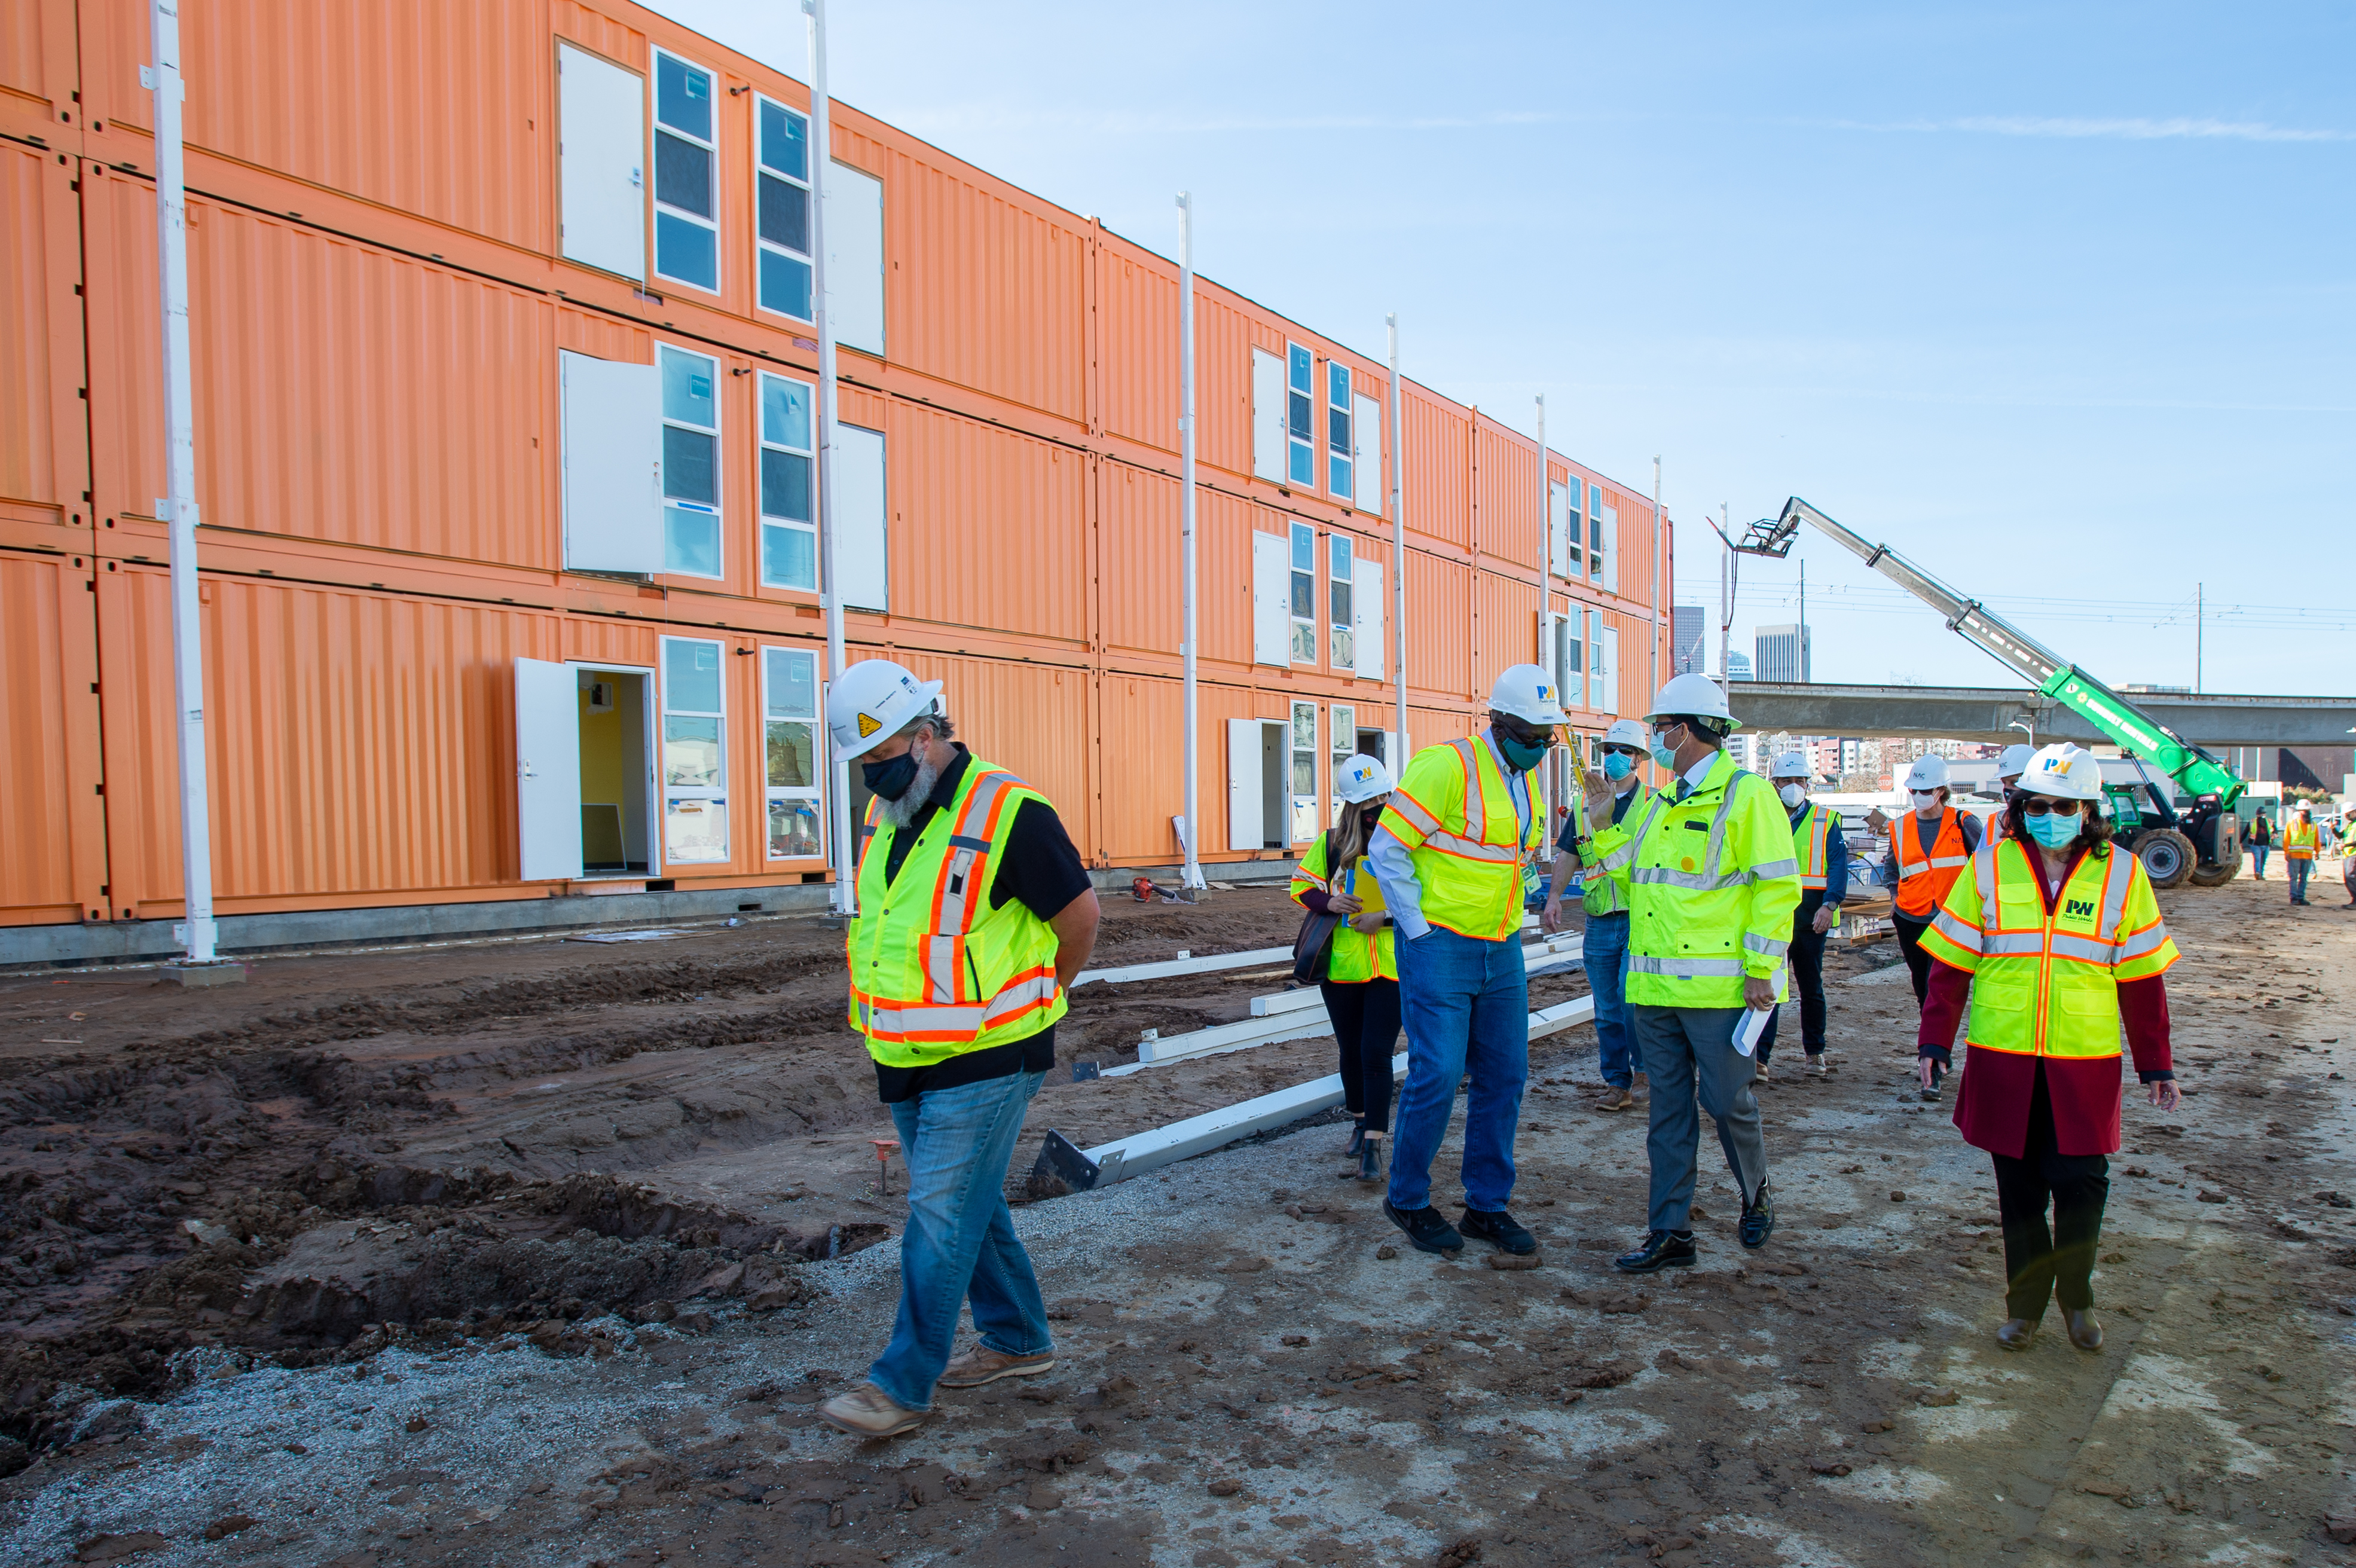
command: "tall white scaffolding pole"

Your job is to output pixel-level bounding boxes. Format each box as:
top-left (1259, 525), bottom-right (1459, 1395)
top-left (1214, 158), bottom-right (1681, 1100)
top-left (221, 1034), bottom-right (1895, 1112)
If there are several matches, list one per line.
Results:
top-left (1177, 192), bottom-right (1203, 891)
top-left (805, 0), bottom-right (854, 916)
top-left (1388, 316), bottom-right (1407, 758)
top-left (1535, 393), bottom-right (1552, 809)
top-left (148, 0), bottom-right (219, 968)
top-left (1649, 456), bottom-right (1663, 702)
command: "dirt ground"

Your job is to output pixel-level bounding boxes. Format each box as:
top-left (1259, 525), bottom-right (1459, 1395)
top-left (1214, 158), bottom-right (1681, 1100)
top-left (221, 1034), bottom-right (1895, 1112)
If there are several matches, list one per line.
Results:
top-left (1, 869), bottom-right (2352, 1566)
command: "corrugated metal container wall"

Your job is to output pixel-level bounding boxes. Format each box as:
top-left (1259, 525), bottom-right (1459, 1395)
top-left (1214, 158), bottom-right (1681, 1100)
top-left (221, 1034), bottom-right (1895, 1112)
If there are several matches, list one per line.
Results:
top-left (838, 122), bottom-right (1087, 427)
top-left (1190, 288), bottom-right (1259, 482)
top-left (79, 0), bottom-right (551, 254)
top-left (887, 401), bottom-right (1088, 646)
top-left (1475, 570), bottom-right (1542, 678)
top-left (82, 176), bottom-right (557, 563)
top-left (878, 649), bottom-right (1093, 856)
top-left (1606, 605), bottom-right (1654, 720)
top-left (1092, 671), bottom-right (1184, 863)
top-left (1192, 490), bottom-right (1262, 670)
top-left (1097, 234), bottom-right (1178, 456)
top-left (0, 0), bottom-right (76, 115)
top-left (1472, 418), bottom-right (1542, 571)
top-left (0, 142), bottom-right (84, 519)
top-left (1404, 384), bottom-right (1469, 550)
top-left (0, 552), bottom-right (105, 922)
top-left (1098, 461), bottom-right (1181, 658)
top-left (552, 0), bottom-right (650, 71)
top-left (1407, 552), bottom-right (1473, 702)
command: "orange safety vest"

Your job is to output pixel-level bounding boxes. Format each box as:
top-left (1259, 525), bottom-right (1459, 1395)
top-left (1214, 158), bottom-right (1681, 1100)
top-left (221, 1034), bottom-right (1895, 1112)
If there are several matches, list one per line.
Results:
top-left (2285, 820), bottom-right (2318, 860)
top-left (1892, 807), bottom-right (1970, 919)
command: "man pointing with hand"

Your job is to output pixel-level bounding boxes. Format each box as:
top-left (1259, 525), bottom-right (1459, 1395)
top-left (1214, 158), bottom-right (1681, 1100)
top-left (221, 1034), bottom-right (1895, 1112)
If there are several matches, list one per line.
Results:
top-left (1585, 675), bottom-right (1801, 1274)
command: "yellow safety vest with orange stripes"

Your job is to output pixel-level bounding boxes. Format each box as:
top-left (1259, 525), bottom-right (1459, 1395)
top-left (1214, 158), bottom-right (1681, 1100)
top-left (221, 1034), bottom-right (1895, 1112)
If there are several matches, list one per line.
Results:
top-left (2285, 820), bottom-right (2318, 860)
top-left (1917, 839), bottom-right (2177, 1059)
top-left (1792, 802), bottom-right (1833, 891)
top-left (846, 758), bottom-right (1067, 1066)
top-left (1289, 832), bottom-right (1396, 982)
top-left (1378, 736), bottom-right (1545, 942)
top-left (1891, 807), bottom-right (1970, 918)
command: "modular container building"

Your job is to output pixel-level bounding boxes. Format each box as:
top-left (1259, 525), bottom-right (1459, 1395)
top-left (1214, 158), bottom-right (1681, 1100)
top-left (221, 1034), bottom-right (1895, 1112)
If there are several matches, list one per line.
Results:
top-left (0, 0), bottom-right (1673, 957)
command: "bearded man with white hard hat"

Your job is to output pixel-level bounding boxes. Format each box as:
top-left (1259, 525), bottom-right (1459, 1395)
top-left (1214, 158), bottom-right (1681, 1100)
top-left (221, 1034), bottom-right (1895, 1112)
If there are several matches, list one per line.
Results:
top-left (815, 660), bottom-right (1101, 1440)
top-left (1543, 717), bottom-right (1654, 1112)
top-left (1366, 664), bottom-right (1564, 1257)
top-left (1585, 673), bottom-right (1800, 1274)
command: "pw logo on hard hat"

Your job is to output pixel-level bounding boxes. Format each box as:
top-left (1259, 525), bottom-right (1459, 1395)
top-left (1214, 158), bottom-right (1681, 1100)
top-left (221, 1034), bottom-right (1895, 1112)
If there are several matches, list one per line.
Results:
top-left (1536, 683), bottom-right (1554, 704)
top-left (857, 713), bottom-right (883, 738)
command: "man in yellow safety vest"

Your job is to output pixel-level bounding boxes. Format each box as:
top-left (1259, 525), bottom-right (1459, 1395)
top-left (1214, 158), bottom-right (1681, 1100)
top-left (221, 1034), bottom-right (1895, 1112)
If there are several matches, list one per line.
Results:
top-left (1586, 674), bottom-right (1801, 1273)
top-left (1368, 664), bottom-right (1564, 1257)
top-left (817, 660), bottom-right (1101, 1439)
top-left (2285, 806), bottom-right (2319, 906)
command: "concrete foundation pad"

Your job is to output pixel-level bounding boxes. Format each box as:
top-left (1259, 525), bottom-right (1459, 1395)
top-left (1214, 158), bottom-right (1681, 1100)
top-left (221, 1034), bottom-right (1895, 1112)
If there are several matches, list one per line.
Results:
top-left (160, 962), bottom-right (247, 988)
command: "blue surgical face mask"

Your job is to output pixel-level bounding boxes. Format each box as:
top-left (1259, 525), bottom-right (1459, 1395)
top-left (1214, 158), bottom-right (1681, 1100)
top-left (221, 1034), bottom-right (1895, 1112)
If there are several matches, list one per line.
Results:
top-left (1602, 752), bottom-right (1635, 781)
top-left (2025, 809), bottom-right (2079, 849)
top-left (1649, 730), bottom-right (1679, 770)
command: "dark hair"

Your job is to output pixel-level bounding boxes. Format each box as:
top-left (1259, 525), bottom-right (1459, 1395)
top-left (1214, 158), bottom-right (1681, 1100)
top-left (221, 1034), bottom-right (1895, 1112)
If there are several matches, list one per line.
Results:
top-left (2003, 793), bottom-right (2113, 859)
top-left (1660, 714), bottom-right (1726, 748)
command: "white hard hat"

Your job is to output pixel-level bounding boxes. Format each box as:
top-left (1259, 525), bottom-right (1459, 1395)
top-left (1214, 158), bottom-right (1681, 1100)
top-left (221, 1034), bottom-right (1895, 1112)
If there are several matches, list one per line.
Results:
top-left (1997, 744), bottom-right (2034, 778)
top-left (1645, 672), bottom-right (1736, 728)
top-left (826, 658), bottom-right (944, 762)
top-left (1770, 750), bottom-right (1810, 780)
top-left (1902, 755), bottom-right (1951, 791)
top-left (1335, 753), bottom-right (1394, 804)
top-left (1489, 664), bottom-right (1570, 725)
top-left (1602, 718), bottom-right (1649, 749)
top-left (2020, 743), bottom-right (2103, 803)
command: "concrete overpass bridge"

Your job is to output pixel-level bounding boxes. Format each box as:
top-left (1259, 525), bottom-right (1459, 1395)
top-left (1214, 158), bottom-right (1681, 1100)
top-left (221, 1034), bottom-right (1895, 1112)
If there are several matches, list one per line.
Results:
top-left (1726, 682), bottom-right (2356, 750)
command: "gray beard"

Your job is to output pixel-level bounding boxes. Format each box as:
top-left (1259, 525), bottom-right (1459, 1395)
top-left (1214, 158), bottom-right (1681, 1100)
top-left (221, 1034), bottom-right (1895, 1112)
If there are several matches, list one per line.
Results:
top-left (877, 752), bottom-right (945, 830)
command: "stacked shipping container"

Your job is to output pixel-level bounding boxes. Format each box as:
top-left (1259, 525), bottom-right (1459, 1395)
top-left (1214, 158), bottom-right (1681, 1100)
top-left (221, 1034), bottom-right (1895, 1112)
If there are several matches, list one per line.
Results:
top-left (0, 0), bottom-right (1672, 937)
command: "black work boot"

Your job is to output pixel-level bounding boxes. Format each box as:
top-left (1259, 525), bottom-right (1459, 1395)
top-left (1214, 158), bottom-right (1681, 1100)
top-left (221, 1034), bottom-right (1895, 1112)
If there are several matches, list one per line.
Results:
top-left (1459, 1208), bottom-right (1536, 1254)
top-left (1353, 1132), bottom-right (1386, 1184)
top-left (1346, 1117), bottom-right (1367, 1157)
top-left (1740, 1182), bottom-right (1776, 1250)
top-left (1613, 1229), bottom-right (1696, 1273)
top-left (1382, 1199), bottom-right (1463, 1254)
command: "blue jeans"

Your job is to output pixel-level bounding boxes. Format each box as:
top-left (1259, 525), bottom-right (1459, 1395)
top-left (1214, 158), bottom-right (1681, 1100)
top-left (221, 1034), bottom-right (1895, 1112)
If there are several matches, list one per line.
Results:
top-left (2250, 845), bottom-right (2269, 878)
top-left (868, 1068), bottom-right (1052, 1411)
top-left (2289, 858), bottom-right (2312, 900)
top-left (1582, 911), bottom-right (1635, 1089)
top-left (1388, 924), bottom-right (1529, 1213)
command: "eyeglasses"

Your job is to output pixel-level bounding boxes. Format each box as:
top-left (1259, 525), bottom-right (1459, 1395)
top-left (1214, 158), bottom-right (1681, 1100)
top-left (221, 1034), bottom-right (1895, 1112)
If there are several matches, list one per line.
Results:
top-left (2021, 797), bottom-right (2085, 817)
top-left (1495, 716), bottom-right (1557, 747)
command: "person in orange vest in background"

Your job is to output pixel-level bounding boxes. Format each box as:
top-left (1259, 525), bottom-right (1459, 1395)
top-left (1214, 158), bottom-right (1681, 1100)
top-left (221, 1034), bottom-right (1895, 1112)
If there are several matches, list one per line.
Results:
top-left (1868, 755), bottom-right (1982, 1095)
top-left (1986, 744), bottom-right (2034, 843)
top-left (2284, 805), bottom-right (2319, 906)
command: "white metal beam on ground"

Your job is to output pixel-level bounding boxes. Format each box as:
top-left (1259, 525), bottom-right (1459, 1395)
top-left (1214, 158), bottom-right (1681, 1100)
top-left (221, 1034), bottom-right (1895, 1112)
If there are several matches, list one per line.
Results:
top-left (1248, 988), bottom-right (1326, 1017)
top-left (1072, 945), bottom-right (1292, 989)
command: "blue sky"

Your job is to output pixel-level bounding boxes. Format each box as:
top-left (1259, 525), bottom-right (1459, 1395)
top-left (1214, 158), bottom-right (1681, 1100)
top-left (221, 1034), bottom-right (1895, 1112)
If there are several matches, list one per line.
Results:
top-left (650, 0), bottom-right (2354, 696)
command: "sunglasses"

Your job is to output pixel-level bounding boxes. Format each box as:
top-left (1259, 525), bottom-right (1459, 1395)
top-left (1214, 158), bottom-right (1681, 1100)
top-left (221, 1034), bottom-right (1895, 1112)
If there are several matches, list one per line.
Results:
top-left (2021, 798), bottom-right (2085, 817)
top-left (1495, 716), bottom-right (1558, 747)
top-left (1602, 745), bottom-right (1645, 759)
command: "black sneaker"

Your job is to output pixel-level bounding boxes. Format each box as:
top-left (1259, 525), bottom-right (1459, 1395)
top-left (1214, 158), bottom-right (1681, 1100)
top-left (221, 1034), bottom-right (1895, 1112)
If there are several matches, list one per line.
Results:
top-left (1612, 1230), bottom-right (1696, 1273)
top-left (1740, 1184), bottom-right (1776, 1250)
top-left (1382, 1200), bottom-right (1463, 1255)
top-left (1459, 1208), bottom-right (1536, 1255)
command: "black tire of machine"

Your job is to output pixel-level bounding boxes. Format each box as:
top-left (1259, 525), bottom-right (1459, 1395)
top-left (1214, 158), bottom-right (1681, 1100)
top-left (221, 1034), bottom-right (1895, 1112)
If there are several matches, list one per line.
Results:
top-left (2132, 828), bottom-right (2196, 890)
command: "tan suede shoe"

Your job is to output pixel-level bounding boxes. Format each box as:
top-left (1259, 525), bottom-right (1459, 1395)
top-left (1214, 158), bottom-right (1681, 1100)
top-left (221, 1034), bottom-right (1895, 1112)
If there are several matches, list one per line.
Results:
top-left (938, 1346), bottom-right (1055, 1389)
top-left (818, 1381), bottom-right (926, 1438)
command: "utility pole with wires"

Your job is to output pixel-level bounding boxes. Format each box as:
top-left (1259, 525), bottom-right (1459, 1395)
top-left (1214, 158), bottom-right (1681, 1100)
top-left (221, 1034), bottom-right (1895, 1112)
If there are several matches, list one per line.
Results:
top-left (2195, 582), bottom-right (2204, 695)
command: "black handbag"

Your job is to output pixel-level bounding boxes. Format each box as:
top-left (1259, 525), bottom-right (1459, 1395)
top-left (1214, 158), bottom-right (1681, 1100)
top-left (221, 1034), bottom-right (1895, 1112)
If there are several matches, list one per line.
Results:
top-left (1291, 830), bottom-right (1343, 983)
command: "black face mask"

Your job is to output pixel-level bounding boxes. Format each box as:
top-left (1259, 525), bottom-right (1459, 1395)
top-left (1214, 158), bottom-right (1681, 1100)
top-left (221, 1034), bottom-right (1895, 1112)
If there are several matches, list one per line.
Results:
top-left (1359, 808), bottom-right (1383, 834)
top-left (861, 750), bottom-right (921, 802)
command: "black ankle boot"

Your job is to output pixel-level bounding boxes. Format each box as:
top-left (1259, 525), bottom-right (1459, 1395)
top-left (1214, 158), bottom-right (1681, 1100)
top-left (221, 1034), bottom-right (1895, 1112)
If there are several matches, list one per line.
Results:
top-left (1346, 1117), bottom-right (1367, 1157)
top-left (1354, 1132), bottom-right (1385, 1183)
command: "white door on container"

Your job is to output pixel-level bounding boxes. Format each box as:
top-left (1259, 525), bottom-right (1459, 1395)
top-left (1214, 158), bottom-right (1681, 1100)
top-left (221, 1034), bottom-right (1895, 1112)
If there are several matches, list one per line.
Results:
top-left (835, 422), bottom-right (888, 611)
top-left (1352, 392), bottom-right (1382, 517)
top-left (1251, 349), bottom-right (1285, 482)
top-left (1227, 718), bottom-right (1263, 851)
top-left (557, 44), bottom-right (645, 282)
top-left (560, 351), bottom-right (662, 573)
top-left (1352, 558), bottom-right (1385, 680)
top-left (1251, 531), bottom-right (1289, 667)
top-left (828, 161), bottom-right (885, 357)
top-left (516, 658), bottom-right (584, 881)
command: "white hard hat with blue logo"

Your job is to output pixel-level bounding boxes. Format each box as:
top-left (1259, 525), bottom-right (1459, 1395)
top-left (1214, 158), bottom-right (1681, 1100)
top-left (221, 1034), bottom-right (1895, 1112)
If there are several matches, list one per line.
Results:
top-left (2021, 742), bottom-right (2103, 802)
top-left (1336, 753), bottom-right (1395, 805)
top-left (1489, 663), bottom-right (1570, 726)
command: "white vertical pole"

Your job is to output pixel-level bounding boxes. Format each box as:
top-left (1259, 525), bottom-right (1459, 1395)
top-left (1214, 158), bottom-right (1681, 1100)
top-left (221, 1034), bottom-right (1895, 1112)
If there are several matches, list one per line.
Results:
top-left (805, 0), bottom-right (853, 917)
top-left (1535, 393), bottom-right (1551, 812)
top-left (149, 0), bottom-right (216, 965)
top-left (1649, 456), bottom-right (1663, 702)
top-left (2195, 581), bottom-right (2204, 694)
top-left (1177, 192), bottom-right (1203, 891)
top-left (1388, 316), bottom-right (1408, 759)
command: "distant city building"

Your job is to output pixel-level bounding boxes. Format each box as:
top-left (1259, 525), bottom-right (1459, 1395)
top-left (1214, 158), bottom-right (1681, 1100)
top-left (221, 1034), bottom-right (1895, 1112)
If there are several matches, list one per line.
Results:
top-left (1726, 732), bottom-right (1756, 772)
top-left (1726, 651), bottom-right (1753, 682)
top-left (1672, 606), bottom-right (1708, 675)
top-left (1754, 623), bottom-right (1811, 683)
top-left (2122, 683), bottom-right (2192, 694)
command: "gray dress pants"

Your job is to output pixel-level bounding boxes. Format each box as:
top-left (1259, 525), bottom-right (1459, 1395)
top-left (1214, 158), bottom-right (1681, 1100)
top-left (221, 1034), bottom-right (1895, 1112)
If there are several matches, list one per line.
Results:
top-left (1634, 1005), bottom-right (1770, 1233)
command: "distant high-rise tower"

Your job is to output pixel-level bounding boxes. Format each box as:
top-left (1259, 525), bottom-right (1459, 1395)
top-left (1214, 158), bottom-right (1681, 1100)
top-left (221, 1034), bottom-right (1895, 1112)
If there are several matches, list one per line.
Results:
top-left (1725, 650), bottom-right (1753, 682)
top-left (1672, 605), bottom-right (1707, 675)
top-left (1754, 623), bottom-right (1811, 683)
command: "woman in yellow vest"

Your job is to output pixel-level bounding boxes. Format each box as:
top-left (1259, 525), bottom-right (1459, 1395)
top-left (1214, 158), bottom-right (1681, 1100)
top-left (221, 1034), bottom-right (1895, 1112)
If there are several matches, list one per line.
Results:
top-left (817, 660), bottom-right (1102, 1439)
top-left (2285, 806), bottom-right (2319, 905)
top-left (1914, 744), bottom-right (2181, 1354)
top-left (1290, 754), bottom-right (1401, 1182)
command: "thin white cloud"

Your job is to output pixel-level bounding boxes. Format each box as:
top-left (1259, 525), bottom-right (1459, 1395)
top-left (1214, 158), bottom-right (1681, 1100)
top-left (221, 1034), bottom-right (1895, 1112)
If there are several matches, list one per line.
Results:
top-left (1818, 115), bottom-right (2353, 143)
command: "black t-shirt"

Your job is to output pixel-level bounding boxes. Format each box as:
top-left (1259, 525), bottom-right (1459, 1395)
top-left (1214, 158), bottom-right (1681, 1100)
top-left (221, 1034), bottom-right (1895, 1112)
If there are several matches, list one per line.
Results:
top-left (871, 746), bottom-right (1092, 1103)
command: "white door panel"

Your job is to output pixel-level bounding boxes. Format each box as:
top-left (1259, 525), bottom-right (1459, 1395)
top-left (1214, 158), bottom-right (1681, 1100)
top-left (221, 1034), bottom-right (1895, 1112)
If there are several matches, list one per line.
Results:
top-left (1227, 718), bottom-right (1263, 851)
top-left (1251, 531), bottom-right (1289, 667)
top-left (836, 422), bottom-right (888, 611)
top-left (1251, 349), bottom-right (1285, 482)
top-left (560, 350), bottom-right (662, 574)
top-left (557, 44), bottom-right (645, 282)
top-left (1352, 392), bottom-right (1382, 517)
top-left (829, 161), bottom-right (885, 357)
top-left (1352, 559), bottom-right (1385, 680)
top-left (517, 658), bottom-right (583, 881)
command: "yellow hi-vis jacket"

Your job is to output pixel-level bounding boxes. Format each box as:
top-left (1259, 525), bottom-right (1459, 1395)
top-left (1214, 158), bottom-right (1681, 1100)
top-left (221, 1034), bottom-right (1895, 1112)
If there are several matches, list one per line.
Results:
top-left (1379, 735), bottom-right (1545, 942)
top-left (1574, 781), bottom-right (1654, 916)
top-left (1917, 839), bottom-right (2177, 1059)
top-left (2285, 820), bottom-right (2318, 860)
top-left (1588, 751), bottom-right (1802, 1008)
top-left (846, 757), bottom-right (1067, 1066)
top-left (1289, 832), bottom-right (1396, 982)
top-left (1792, 800), bottom-right (1834, 891)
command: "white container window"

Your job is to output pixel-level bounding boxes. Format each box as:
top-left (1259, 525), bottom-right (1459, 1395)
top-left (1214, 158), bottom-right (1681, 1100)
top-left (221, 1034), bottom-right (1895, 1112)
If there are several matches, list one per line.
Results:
top-left (755, 96), bottom-right (814, 320)
top-left (661, 635), bottom-right (730, 863)
top-left (1588, 608), bottom-right (1611, 713)
top-left (1326, 362), bottom-right (1353, 500)
top-left (1330, 702), bottom-right (1356, 825)
top-left (762, 647), bottom-right (823, 860)
top-left (1289, 522), bottom-right (1317, 665)
top-left (1286, 344), bottom-right (1316, 487)
top-left (758, 372), bottom-right (816, 589)
top-left (1588, 484), bottom-right (1606, 582)
top-left (653, 50), bottom-right (719, 293)
top-left (1289, 700), bottom-right (1319, 843)
top-left (1328, 533), bottom-right (1355, 670)
top-left (660, 346), bottom-right (722, 577)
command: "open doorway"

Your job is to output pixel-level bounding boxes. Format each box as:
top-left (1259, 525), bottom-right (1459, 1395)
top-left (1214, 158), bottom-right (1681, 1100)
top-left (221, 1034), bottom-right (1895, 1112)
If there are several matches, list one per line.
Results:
top-left (577, 667), bottom-right (652, 875)
top-left (515, 656), bottom-right (657, 882)
top-left (1225, 717), bottom-right (1291, 852)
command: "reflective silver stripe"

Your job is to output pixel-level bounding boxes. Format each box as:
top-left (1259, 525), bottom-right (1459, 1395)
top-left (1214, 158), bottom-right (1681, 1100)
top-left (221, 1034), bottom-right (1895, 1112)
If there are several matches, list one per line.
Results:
top-left (1748, 858), bottom-right (1800, 882)
top-left (1387, 791), bottom-right (1442, 835)
top-left (1451, 739), bottom-right (1486, 842)
top-left (1633, 867), bottom-right (1750, 891)
top-left (982, 970), bottom-right (1059, 1022)
top-left (1420, 830), bottom-right (1520, 865)
top-left (2114, 922), bottom-right (2172, 961)
top-left (1976, 839), bottom-right (1999, 910)
top-left (2096, 850), bottom-right (2135, 942)
top-left (1926, 855), bottom-right (1968, 869)
top-left (923, 934), bottom-right (962, 1004)
top-left (860, 998), bottom-right (990, 1034)
top-left (935, 771), bottom-right (1024, 939)
top-left (1698, 769), bottom-right (1746, 882)
top-left (1629, 955), bottom-right (1746, 978)
top-left (1744, 932), bottom-right (1790, 959)
top-left (1896, 859), bottom-right (1929, 880)
top-left (1611, 791), bottom-right (1673, 878)
top-left (2049, 933), bottom-right (2117, 965)
top-left (1930, 909), bottom-right (1984, 952)
top-left (1981, 933), bottom-right (2046, 957)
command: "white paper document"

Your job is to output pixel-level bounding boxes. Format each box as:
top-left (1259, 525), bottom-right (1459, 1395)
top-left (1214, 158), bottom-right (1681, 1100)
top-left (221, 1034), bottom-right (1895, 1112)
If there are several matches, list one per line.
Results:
top-left (1733, 1004), bottom-right (1777, 1059)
